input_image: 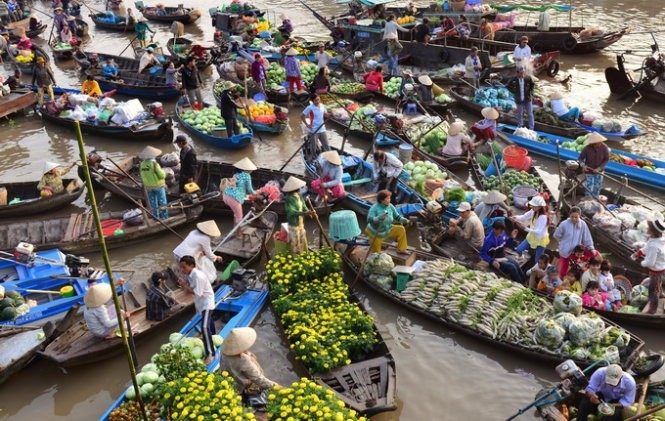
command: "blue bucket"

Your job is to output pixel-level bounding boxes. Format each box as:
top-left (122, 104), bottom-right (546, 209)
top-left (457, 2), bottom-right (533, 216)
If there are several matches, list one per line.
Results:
top-left (253, 93), bottom-right (266, 102)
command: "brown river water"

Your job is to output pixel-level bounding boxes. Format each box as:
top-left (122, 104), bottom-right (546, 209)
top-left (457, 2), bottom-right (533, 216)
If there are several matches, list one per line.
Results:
top-left (1, 0), bottom-right (665, 419)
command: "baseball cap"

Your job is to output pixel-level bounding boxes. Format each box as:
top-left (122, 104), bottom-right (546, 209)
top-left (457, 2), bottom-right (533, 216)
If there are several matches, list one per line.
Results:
top-left (457, 202), bottom-right (472, 212)
top-left (605, 364), bottom-right (623, 386)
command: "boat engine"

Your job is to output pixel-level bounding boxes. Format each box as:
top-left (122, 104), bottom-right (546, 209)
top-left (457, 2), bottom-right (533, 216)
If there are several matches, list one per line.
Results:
top-left (181, 182), bottom-right (202, 204)
top-left (249, 192), bottom-right (273, 228)
top-left (230, 268), bottom-right (257, 296)
top-left (13, 242), bottom-right (35, 264)
top-left (65, 254), bottom-right (91, 278)
top-left (555, 359), bottom-right (588, 392)
top-left (416, 198), bottom-right (451, 252)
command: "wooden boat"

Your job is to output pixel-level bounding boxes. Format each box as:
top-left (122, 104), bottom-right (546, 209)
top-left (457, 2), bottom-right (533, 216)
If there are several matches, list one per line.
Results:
top-left (0, 179), bottom-right (84, 219)
top-left (492, 26), bottom-right (629, 55)
top-left (0, 205), bottom-right (203, 254)
top-left (0, 248), bottom-right (71, 284)
top-left (49, 37), bottom-right (82, 60)
top-left (7, 16), bottom-right (48, 40)
top-left (135, 1), bottom-right (202, 24)
top-left (39, 108), bottom-right (173, 142)
top-left (166, 37), bottom-right (214, 69)
top-left (100, 284), bottom-right (269, 421)
top-left (0, 89), bottom-right (36, 118)
top-left (449, 86), bottom-right (588, 139)
top-left (606, 51), bottom-right (665, 104)
top-left (89, 12), bottom-right (131, 31)
top-left (214, 66), bottom-right (305, 104)
top-left (497, 124), bottom-right (665, 191)
top-left (337, 243), bottom-right (644, 370)
top-left (175, 99), bottom-right (253, 149)
top-left (237, 113), bottom-right (289, 134)
top-left (302, 145), bottom-right (425, 217)
top-left (73, 50), bottom-right (140, 72)
top-left (6, 45), bottom-right (50, 76)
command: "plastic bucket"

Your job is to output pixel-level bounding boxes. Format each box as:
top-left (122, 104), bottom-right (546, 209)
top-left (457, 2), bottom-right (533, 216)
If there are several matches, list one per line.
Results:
top-left (515, 156), bottom-right (533, 172)
top-left (503, 145), bottom-right (529, 168)
top-left (328, 210), bottom-right (361, 241)
top-left (60, 285), bottom-right (75, 297)
top-left (101, 219), bottom-right (124, 236)
top-left (398, 143), bottom-right (413, 164)
top-left (512, 185), bottom-right (539, 210)
top-left (253, 93), bottom-right (267, 102)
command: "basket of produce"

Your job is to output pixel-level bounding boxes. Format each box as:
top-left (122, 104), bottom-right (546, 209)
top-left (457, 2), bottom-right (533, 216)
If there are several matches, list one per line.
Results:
top-left (512, 185), bottom-right (539, 209)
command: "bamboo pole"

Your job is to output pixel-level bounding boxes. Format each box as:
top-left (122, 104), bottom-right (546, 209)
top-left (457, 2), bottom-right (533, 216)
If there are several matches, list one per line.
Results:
top-left (74, 121), bottom-right (148, 421)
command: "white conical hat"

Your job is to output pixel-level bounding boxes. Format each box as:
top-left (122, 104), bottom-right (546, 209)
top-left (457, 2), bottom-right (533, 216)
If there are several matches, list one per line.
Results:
top-left (549, 92), bottom-right (564, 100)
top-left (585, 132), bottom-right (607, 145)
top-left (481, 107), bottom-right (499, 120)
top-left (138, 146), bottom-right (162, 159)
top-left (285, 47), bottom-right (298, 56)
top-left (84, 283), bottom-right (112, 307)
top-left (222, 327), bottom-right (257, 355)
top-left (484, 190), bottom-right (507, 204)
top-left (43, 161), bottom-right (61, 173)
top-left (322, 151), bottom-right (342, 165)
top-left (448, 121), bottom-right (465, 136)
top-left (417, 75), bottom-right (433, 86)
top-left (196, 220), bottom-right (221, 237)
top-left (233, 157), bottom-right (257, 171)
top-left (528, 195), bottom-right (546, 207)
top-left (282, 176), bottom-right (306, 193)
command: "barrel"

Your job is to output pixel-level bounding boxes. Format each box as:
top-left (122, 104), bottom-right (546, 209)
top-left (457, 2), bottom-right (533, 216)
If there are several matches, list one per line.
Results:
top-left (398, 143), bottom-right (413, 164)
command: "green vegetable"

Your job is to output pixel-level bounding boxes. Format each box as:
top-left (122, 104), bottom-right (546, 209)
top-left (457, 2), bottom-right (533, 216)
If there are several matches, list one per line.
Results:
top-left (444, 188), bottom-right (466, 203)
top-left (212, 334), bottom-right (224, 348)
top-left (0, 306), bottom-right (17, 321)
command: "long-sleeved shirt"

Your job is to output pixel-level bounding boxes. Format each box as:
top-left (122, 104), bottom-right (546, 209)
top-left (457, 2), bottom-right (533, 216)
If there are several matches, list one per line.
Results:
top-left (284, 193), bottom-right (307, 226)
top-left (146, 285), bottom-right (176, 321)
top-left (134, 21), bottom-right (154, 41)
top-left (640, 237), bottom-right (665, 272)
top-left (553, 218), bottom-right (594, 258)
top-left (465, 54), bottom-right (481, 78)
top-left (84, 305), bottom-right (118, 338)
top-left (372, 153), bottom-right (403, 180)
top-left (363, 70), bottom-right (384, 92)
top-left (37, 164), bottom-right (75, 193)
top-left (251, 60), bottom-right (267, 82)
top-left (81, 79), bottom-right (102, 97)
top-left (550, 98), bottom-right (570, 117)
top-left (179, 146), bottom-right (197, 180)
top-left (180, 65), bottom-right (201, 90)
top-left (480, 231), bottom-right (514, 263)
top-left (165, 68), bottom-right (178, 86)
top-left (318, 156), bottom-right (342, 188)
top-left (284, 56), bottom-right (300, 77)
top-left (514, 209), bottom-right (549, 246)
top-left (31, 66), bottom-right (55, 87)
top-left (367, 202), bottom-right (407, 238)
top-left (382, 20), bottom-right (409, 40)
top-left (506, 75), bottom-right (534, 105)
top-left (223, 171), bottom-right (255, 203)
top-left (174, 229), bottom-right (217, 261)
top-left (457, 212), bottom-right (485, 248)
top-left (103, 64), bottom-right (119, 77)
top-left (187, 267), bottom-right (214, 314)
top-left (586, 368), bottom-right (636, 408)
top-left (224, 352), bottom-right (278, 391)
top-left (139, 159), bottom-right (166, 189)
top-left (441, 133), bottom-right (471, 156)
top-left (579, 144), bottom-right (610, 172)
top-left (513, 45), bottom-right (531, 61)
top-left (475, 118), bottom-right (496, 131)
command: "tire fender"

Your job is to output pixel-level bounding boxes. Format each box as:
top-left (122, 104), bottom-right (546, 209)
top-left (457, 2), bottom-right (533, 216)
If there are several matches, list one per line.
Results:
top-left (563, 36), bottom-right (578, 52)
top-left (547, 60), bottom-right (560, 77)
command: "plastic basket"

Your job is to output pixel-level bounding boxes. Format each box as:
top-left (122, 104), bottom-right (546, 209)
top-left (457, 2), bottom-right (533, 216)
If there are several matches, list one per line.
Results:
top-left (328, 210), bottom-right (361, 241)
top-left (512, 185), bottom-right (539, 210)
top-left (101, 219), bottom-right (124, 236)
top-left (503, 145), bottom-right (529, 168)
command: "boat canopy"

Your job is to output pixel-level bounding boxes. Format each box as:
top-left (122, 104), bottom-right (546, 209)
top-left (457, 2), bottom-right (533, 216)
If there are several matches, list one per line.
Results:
top-left (490, 4), bottom-right (574, 13)
top-left (336, 0), bottom-right (398, 6)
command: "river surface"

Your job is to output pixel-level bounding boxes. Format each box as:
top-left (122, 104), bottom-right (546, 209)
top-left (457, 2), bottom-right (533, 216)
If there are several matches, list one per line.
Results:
top-left (1, 0), bottom-right (665, 419)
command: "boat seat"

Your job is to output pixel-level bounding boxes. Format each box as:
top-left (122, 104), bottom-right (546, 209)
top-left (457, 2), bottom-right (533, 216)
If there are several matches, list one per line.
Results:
top-left (343, 177), bottom-right (372, 187)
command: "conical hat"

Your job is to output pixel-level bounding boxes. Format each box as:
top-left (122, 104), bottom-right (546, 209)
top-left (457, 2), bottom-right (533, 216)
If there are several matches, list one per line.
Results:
top-left (448, 121), bottom-right (465, 136)
top-left (585, 132), bottom-right (607, 145)
top-left (481, 107), bottom-right (499, 120)
top-left (322, 151), bottom-right (342, 165)
top-left (43, 161), bottom-right (61, 173)
top-left (138, 146), bottom-right (162, 159)
top-left (233, 157), bottom-right (257, 171)
top-left (285, 47), bottom-right (298, 56)
top-left (549, 92), bottom-right (564, 100)
top-left (484, 190), bottom-right (507, 204)
top-left (84, 283), bottom-right (112, 308)
top-left (282, 176), bottom-right (306, 193)
top-left (418, 75), bottom-right (433, 86)
top-left (196, 220), bottom-right (221, 237)
top-left (222, 327), bottom-right (257, 355)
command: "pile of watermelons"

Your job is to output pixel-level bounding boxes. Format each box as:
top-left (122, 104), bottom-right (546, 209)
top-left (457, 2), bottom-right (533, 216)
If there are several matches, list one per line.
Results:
top-left (0, 287), bottom-right (29, 321)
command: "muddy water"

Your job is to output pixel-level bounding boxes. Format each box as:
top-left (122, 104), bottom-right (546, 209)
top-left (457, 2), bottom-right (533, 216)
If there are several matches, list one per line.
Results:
top-left (1, 0), bottom-right (665, 419)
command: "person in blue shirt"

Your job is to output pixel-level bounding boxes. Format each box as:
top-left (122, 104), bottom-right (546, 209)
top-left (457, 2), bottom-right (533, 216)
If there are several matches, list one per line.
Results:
top-left (479, 219), bottom-right (525, 284)
top-left (102, 59), bottom-right (119, 80)
top-left (577, 364), bottom-right (636, 421)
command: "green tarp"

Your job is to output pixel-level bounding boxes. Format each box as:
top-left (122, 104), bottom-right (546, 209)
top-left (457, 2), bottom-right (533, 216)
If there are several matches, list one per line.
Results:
top-left (490, 4), bottom-right (574, 13)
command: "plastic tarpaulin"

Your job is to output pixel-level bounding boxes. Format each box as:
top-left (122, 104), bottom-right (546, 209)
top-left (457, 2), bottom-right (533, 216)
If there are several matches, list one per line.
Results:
top-left (490, 4), bottom-right (574, 13)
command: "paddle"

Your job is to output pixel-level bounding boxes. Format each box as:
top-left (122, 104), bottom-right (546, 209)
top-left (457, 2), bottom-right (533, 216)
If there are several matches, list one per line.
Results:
top-left (119, 279), bottom-right (139, 369)
top-left (103, 157), bottom-right (141, 186)
top-left (278, 120), bottom-right (327, 172)
top-left (306, 197), bottom-right (331, 247)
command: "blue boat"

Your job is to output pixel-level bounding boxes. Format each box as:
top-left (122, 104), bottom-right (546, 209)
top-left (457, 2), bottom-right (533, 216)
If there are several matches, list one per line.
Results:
top-left (1, 274), bottom-right (114, 327)
top-left (573, 121), bottom-right (647, 143)
top-left (175, 99), bottom-right (253, 149)
top-left (496, 124), bottom-right (665, 191)
top-left (99, 285), bottom-right (268, 421)
top-left (303, 146), bottom-right (425, 216)
top-left (0, 249), bottom-right (70, 284)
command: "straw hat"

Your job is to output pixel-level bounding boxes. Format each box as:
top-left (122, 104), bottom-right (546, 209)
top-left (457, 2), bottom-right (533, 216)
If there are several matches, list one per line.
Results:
top-left (484, 190), bottom-right (507, 205)
top-left (54, 6), bottom-right (63, 11)
top-left (448, 121), bottom-right (465, 136)
top-left (84, 283), bottom-right (112, 308)
top-left (222, 327), bottom-right (257, 356)
top-left (549, 92), bottom-right (564, 100)
top-left (528, 196), bottom-right (546, 207)
top-left (648, 218), bottom-right (665, 234)
top-left (196, 220), bottom-right (221, 237)
top-left (481, 107), bottom-right (499, 120)
top-left (285, 47), bottom-right (298, 56)
top-left (43, 161), bottom-right (60, 174)
top-left (585, 132), bottom-right (607, 145)
top-left (279, 13), bottom-right (289, 21)
top-left (322, 151), bottom-right (342, 166)
top-left (233, 157), bottom-right (257, 171)
top-left (139, 146), bottom-right (162, 159)
top-left (418, 75), bottom-right (433, 86)
top-left (282, 176), bottom-right (306, 193)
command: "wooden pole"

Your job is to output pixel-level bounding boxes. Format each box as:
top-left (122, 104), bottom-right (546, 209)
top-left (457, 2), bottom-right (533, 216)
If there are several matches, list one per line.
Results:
top-left (74, 121), bottom-right (148, 421)
top-left (306, 197), bottom-right (331, 247)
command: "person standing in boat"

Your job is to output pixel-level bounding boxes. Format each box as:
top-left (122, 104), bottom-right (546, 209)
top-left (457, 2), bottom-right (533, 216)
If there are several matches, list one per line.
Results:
top-left (372, 150), bottom-right (403, 202)
top-left (145, 271), bottom-right (178, 321)
top-left (32, 57), bottom-right (56, 105)
top-left (382, 15), bottom-right (409, 76)
top-left (413, 17), bottom-right (431, 44)
top-left (125, 7), bottom-right (136, 26)
top-left (180, 58), bottom-right (204, 109)
top-left (53, 7), bottom-right (68, 32)
top-left (139, 146), bottom-right (169, 220)
top-left (553, 206), bottom-right (595, 277)
top-left (471, 107), bottom-right (499, 141)
top-left (178, 255), bottom-right (216, 365)
top-left (511, 195), bottom-right (550, 263)
top-left (366, 190), bottom-right (410, 254)
top-left (506, 67), bottom-right (535, 130)
top-left (578, 132), bottom-right (609, 197)
top-left (222, 158), bottom-right (256, 230)
top-left (174, 135), bottom-right (197, 193)
top-left (513, 36), bottom-right (532, 74)
top-left (173, 220), bottom-right (223, 282)
top-left (250, 53), bottom-right (267, 93)
top-left (301, 93), bottom-right (329, 155)
top-left (134, 16), bottom-right (154, 48)
top-left (464, 47), bottom-right (483, 88)
top-left (219, 84), bottom-right (242, 138)
top-left (314, 43), bottom-right (332, 71)
top-left (284, 47), bottom-right (303, 92)
top-left (632, 218), bottom-right (665, 314)
top-left (283, 176), bottom-right (312, 254)
top-left (38, 161), bottom-right (76, 196)
top-left (549, 91), bottom-right (580, 122)
top-left (311, 150), bottom-right (345, 203)
top-left (479, 219), bottom-right (525, 284)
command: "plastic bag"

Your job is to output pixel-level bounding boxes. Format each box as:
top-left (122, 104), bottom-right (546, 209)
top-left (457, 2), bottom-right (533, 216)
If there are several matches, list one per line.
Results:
top-left (364, 253), bottom-right (395, 276)
top-left (534, 319), bottom-right (566, 349)
top-left (630, 285), bottom-right (649, 308)
top-left (553, 291), bottom-right (583, 315)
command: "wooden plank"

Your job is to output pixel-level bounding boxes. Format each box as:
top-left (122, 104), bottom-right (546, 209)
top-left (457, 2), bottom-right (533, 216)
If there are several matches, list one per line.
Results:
top-left (63, 214), bottom-right (79, 242)
top-left (356, 193), bottom-right (377, 201)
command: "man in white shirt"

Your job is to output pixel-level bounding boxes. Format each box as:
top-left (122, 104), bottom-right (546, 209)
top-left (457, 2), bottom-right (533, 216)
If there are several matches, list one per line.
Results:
top-left (300, 93), bottom-right (329, 156)
top-left (138, 47), bottom-right (156, 74)
top-left (372, 150), bottom-right (403, 201)
top-left (464, 46), bottom-right (483, 88)
top-left (513, 36), bottom-right (532, 73)
top-left (314, 44), bottom-right (332, 70)
top-left (382, 15), bottom-right (409, 76)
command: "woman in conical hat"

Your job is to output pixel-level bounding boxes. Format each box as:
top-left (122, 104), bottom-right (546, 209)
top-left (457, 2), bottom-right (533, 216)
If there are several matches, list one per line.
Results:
top-left (579, 132), bottom-right (609, 198)
top-left (83, 283), bottom-right (121, 339)
top-left (221, 327), bottom-right (278, 398)
top-left (311, 150), bottom-right (345, 203)
top-left (222, 157), bottom-right (257, 232)
top-left (173, 220), bottom-right (224, 282)
top-left (37, 160), bottom-right (76, 196)
top-left (471, 107), bottom-right (499, 141)
top-left (282, 176), bottom-right (311, 254)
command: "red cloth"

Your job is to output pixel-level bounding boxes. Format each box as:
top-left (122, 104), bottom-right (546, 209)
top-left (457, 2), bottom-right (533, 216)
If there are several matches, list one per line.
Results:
top-left (363, 71), bottom-right (384, 92)
top-left (287, 76), bottom-right (303, 92)
top-left (560, 249), bottom-right (602, 277)
top-left (471, 126), bottom-right (495, 141)
top-left (311, 177), bottom-right (345, 199)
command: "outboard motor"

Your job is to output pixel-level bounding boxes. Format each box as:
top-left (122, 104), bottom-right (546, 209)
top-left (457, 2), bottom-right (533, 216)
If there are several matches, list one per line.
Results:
top-left (13, 242), bottom-right (35, 264)
top-left (230, 268), bottom-right (257, 296)
top-left (65, 254), bottom-right (91, 277)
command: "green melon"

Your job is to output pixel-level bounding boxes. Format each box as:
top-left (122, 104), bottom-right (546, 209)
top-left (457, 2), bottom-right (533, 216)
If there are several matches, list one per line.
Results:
top-left (0, 297), bottom-right (14, 309)
top-left (1, 306), bottom-right (17, 321)
top-left (5, 290), bottom-right (20, 300)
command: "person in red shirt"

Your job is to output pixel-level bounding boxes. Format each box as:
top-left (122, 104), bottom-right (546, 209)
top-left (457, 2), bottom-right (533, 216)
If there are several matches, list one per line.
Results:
top-left (187, 41), bottom-right (210, 59)
top-left (363, 65), bottom-right (384, 93)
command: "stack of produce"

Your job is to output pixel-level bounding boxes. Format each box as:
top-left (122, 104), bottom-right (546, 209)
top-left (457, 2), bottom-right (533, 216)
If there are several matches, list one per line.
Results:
top-left (181, 105), bottom-right (249, 135)
top-left (14, 53), bottom-right (35, 64)
top-left (53, 42), bottom-right (74, 51)
top-left (266, 61), bottom-right (286, 89)
top-left (534, 107), bottom-right (566, 127)
top-left (383, 77), bottom-right (402, 99)
top-left (330, 82), bottom-right (366, 95)
top-left (609, 153), bottom-right (657, 171)
top-left (421, 127), bottom-right (448, 154)
top-left (220, 2), bottom-right (257, 12)
top-left (472, 87), bottom-right (516, 112)
top-left (560, 134), bottom-right (590, 153)
top-left (435, 93), bottom-right (452, 104)
top-left (267, 248), bottom-right (377, 373)
top-left (249, 38), bottom-right (263, 48)
top-left (238, 100), bottom-right (279, 124)
top-left (480, 169), bottom-right (542, 203)
top-left (396, 16), bottom-right (415, 25)
top-left (0, 287), bottom-right (30, 321)
top-left (618, 285), bottom-right (649, 313)
top-left (300, 62), bottom-right (318, 84)
top-left (212, 79), bottom-right (243, 97)
top-left (349, 104), bottom-right (379, 132)
top-left (403, 160), bottom-right (449, 199)
top-left (393, 259), bottom-right (631, 362)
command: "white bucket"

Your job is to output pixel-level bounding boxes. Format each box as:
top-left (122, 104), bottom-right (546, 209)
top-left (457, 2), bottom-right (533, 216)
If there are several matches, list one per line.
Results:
top-left (398, 143), bottom-right (413, 164)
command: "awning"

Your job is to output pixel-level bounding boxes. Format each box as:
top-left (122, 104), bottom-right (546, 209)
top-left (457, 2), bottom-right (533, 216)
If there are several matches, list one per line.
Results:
top-left (490, 4), bottom-right (574, 13)
top-left (336, 0), bottom-right (398, 6)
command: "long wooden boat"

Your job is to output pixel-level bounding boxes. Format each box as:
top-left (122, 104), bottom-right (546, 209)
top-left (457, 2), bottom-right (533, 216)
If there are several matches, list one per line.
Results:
top-left (39, 108), bottom-right (173, 142)
top-left (166, 37), bottom-right (214, 69)
top-left (497, 124), bottom-right (665, 191)
top-left (135, 2), bottom-right (201, 24)
top-left (7, 16), bottom-right (48, 40)
top-left (100, 284), bottom-right (269, 421)
top-left (302, 145), bottom-right (425, 217)
top-left (449, 86), bottom-right (588, 139)
top-left (337, 243), bottom-right (644, 370)
top-left (0, 205), bottom-right (203, 254)
top-left (237, 114), bottom-right (289, 134)
top-left (0, 89), bottom-right (36, 119)
top-left (49, 36), bottom-right (82, 60)
top-left (6, 45), bottom-right (50, 75)
top-left (606, 52), bottom-right (665, 104)
top-left (73, 50), bottom-right (140, 72)
top-left (175, 99), bottom-right (253, 149)
top-left (572, 120), bottom-right (646, 143)
top-left (0, 179), bottom-right (84, 219)
top-left (492, 26), bottom-right (629, 55)
top-left (89, 12), bottom-right (131, 31)
top-left (215, 210), bottom-right (278, 262)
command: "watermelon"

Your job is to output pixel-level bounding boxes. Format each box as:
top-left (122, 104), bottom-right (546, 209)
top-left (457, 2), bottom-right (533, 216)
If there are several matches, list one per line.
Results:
top-left (1, 306), bottom-right (17, 321)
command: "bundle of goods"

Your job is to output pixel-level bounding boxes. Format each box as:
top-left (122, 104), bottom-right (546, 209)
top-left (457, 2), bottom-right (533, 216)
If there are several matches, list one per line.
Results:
top-left (430, 64), bottom-right (465, 79)
top-left (219, 2), bottom-right (258, 12)
top-left (475, 143), bottom-right (505, 171)
top-left (609, 153), bottom-right (656, 171)
top-left (249, 181), bottom-right (282, 202)
top-left (464, 3), bottom-right (492, 12)
top-left (435, 93), bottom-right (452, 104)
top-left (393, 259), bottom-right (631, 362)
top-left (472, 87), bottom-right (516, 112)
top-left (513, 127), bottom-right (539, 141)
top-left (249, 38), bottom-right (263, 48)
top-left (0, 287), bottom-right (30, 321)
top-left (347, 104), bottom-right (381, 131)
top-left (14, 52), bottom-right (34, 64)
top-left (579, 112), bottom-right (622, 133)
top-left (266, 62), bottom-right (286, 90)
top-left (300, 62), bottom-right (318, 84)
top-left (181, 105), bottom-right (249, 134)
top-left (560, 133), bottom-right (590, 153)
top-left (383, 77), bottom-right (403, 99)
top-left (330, 82), bottom-right (366, 95)
top-left (53, 42), bottom-right (74, 51)
top-left (212, 79), bottom-right (244, 97)
top-left (97, 11), bottom-right (124, 23)
top-left (534, 107), bottom-right (567, 127)
top-left (59, 98), bottom-right (152, 126)
top-left (480, 169), bottom-right (542, 204)
top-left (403, 160), bottom-right (449, 199)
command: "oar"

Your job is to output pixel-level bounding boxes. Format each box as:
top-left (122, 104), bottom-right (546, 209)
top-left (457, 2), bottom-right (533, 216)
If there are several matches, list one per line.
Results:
top-left (119, 280), bottom-right (139, 369)
top-left (243, 77), bottom-right (264, 142)
top-left (278, 120), bottom-right (327, 171)
top-left (306, 197), bottom-right (331, 247)
top-left (97, 157), bottom-right (141, 187)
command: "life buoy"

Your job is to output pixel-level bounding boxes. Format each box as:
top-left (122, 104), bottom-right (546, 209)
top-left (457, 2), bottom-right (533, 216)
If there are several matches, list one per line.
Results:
top-left (547, 60), bottom-right (560, 77)
top-left (563, 36), bottom-right (578, 52)
top-left (439, 50), bottom-right (449, 63)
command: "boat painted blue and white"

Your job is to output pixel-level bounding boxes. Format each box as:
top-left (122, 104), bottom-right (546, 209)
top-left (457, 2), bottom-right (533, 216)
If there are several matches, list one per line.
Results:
top-left (0, 249), bottom-right (69, 284)
top-left (573, 121), bottom-right (647, 143)
top-left (175, 99), bottom-right (253, 149)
